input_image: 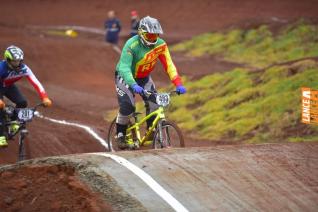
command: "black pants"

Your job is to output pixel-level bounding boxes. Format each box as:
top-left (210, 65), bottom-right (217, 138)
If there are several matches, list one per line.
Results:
top-left (115, 73), bottom-right (159, 134)
top-left (0, 84), bottom-right (28, 136)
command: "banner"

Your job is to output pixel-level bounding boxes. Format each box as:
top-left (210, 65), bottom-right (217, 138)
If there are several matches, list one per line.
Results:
top-left (302, 87), bottom-right (318, 124)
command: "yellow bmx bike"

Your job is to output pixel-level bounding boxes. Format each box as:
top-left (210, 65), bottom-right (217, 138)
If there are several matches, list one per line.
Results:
top-left (107, 90), bottom-right (184, 151)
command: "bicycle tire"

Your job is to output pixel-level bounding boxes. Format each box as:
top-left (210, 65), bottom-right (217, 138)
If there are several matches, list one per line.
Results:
top-left (153, 120), bottom-right (184, 149)
top-left (107, 118), bottom-right (117, 152)
top-left (107, 118), bottom-right (141, 151)
top-left (107, 118), bottom-right (135, 151)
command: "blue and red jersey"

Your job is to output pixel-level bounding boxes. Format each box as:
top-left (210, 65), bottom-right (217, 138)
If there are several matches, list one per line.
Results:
top-left (0, 60), bottom-right (48, 99)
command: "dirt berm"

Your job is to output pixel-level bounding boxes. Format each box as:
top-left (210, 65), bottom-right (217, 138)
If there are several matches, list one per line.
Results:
top-left (1, 142), bottom-right (317, 211)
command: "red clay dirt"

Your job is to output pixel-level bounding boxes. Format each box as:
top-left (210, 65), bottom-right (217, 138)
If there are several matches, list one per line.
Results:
top-left (0, 0), bottom-right (318, 211)
top-left (0, 164), bottom-right (112, 211)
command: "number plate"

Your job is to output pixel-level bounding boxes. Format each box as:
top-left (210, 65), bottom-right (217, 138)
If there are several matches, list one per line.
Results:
top-left (17, 109), bottom-right (34, 121)
top-left (156, 93), bottom-right (170, 107)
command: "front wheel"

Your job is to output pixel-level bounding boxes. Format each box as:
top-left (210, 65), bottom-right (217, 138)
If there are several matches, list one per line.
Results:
top-left (153, 120), bottom-right (184, 149)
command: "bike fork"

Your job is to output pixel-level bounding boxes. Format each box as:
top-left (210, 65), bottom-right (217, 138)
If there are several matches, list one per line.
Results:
top-left (18, 129), bottom-right (28, 161)
top-left (157, 120), bottom-right (164, 148)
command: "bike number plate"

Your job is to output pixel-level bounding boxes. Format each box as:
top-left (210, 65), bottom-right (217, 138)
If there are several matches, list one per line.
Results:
top-left (18, 109), bottom-right (34, 121)
top-left (156, 93), bottom-right (170, 107)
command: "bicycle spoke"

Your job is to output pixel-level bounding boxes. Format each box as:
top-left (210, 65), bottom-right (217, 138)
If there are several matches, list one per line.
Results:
top-left (153, 121), bottom-right (184, 149)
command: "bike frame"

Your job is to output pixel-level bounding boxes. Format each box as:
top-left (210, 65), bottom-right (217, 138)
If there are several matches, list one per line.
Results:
top-left (126, 106), bottom-right (165, 146)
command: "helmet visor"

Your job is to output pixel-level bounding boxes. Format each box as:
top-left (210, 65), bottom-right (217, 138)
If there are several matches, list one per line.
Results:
top-left (142, 32), bottom-right (159, 43)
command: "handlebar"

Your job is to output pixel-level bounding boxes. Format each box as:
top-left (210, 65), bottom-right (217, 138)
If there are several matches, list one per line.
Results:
top-left (142, 90), bottom-right (178, 97)
top-left (5, 103), bottom-right (44, 112)
top-left (3, 102), bottom-right (45, 122)
top-left (4, 102), bottom-right (45, 111)
top-left (141, 90), bottom-right (176, 107)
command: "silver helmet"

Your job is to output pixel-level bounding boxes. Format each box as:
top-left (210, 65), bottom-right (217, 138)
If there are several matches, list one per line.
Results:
top-left (138, 16), bottom-right (163, 47)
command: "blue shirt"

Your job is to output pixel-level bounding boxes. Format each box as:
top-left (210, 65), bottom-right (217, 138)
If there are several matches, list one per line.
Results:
top-left (104, 18), bottom-right (121, 44)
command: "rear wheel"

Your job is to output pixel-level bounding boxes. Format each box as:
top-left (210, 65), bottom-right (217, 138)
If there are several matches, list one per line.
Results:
top-left (153, 120), bottom-right (184, 149)
top-left (107, 118), bottom-right (137, 151)
top-left (107, 118), bottom-right (117, 152)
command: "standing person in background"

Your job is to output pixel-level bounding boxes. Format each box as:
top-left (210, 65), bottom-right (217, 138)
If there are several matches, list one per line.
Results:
top-left (104, 10), bottom-right (121, 45)
top-left (0, 45), bottom-right (52, 147)
top-left (130, 10), bottom-right (139, 37)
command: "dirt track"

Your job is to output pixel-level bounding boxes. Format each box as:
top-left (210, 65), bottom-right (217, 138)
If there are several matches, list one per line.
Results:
top-left (95, 143), bottom-right (318, 211)
top-left (0, 0), bottom-right (318, 210)
top-left (1, 143), bottom-right (317, 211)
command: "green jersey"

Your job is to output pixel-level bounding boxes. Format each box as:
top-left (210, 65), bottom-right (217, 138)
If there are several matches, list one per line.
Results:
top-left (116, 35), bottom-right (182, 87)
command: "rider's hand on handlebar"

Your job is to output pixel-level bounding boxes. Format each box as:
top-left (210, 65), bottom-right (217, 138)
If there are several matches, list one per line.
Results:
top-left (42, 97), bottom-right (52, 107)
top-left (132, 84), bottom-right (144, 94)
top-left (176, 85), bottom-right (186, 95)
top-left (0, 99), bottom-right (5, 109)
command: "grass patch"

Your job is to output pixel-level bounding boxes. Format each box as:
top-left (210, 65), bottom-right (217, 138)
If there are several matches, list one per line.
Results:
top-left (288, 136), bottom-right (318, 142)
top-left (166, 60), bottom-right (318, 143)
top-left (171, 20), bottom-right (318, 68)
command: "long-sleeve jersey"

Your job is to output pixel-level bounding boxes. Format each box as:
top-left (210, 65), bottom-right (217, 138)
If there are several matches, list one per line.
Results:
top-left (0, 61), bottom-right (48, 99)
top-left (116, 35), bottom-right (182, 87)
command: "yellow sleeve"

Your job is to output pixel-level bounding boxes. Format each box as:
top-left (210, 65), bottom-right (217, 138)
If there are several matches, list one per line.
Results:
top-left (158, 45), bottom-right (182, 86)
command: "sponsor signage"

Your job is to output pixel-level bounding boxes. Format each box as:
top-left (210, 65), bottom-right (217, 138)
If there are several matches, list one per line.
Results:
top-left (302, 87), bottom-right (318, 124)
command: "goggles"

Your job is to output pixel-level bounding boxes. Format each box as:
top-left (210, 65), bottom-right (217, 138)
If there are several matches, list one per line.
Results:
top-left (142, 32), bottom-right (159, 43)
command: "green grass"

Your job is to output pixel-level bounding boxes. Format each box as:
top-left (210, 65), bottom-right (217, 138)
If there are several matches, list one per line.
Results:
top-left (105, 64), bottom-right (318, 143)
top-left (105, 61), bottom-right (318, 143)
top-left (171, 20), bottom-right (318, 68)
top-left (166, 61), bottom-right (318, 143)
top-left (288, 136), bottom-right (318, 142)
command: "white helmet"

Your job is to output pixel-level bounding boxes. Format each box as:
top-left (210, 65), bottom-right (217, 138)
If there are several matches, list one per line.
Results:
top-left (4, 45), bottom-right (24, 70)
top-left (138, 16), bottom-right (163, 47)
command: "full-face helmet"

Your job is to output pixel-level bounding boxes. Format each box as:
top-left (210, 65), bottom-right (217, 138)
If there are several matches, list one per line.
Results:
top-left (138, 16), bottom-right (163, 48)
